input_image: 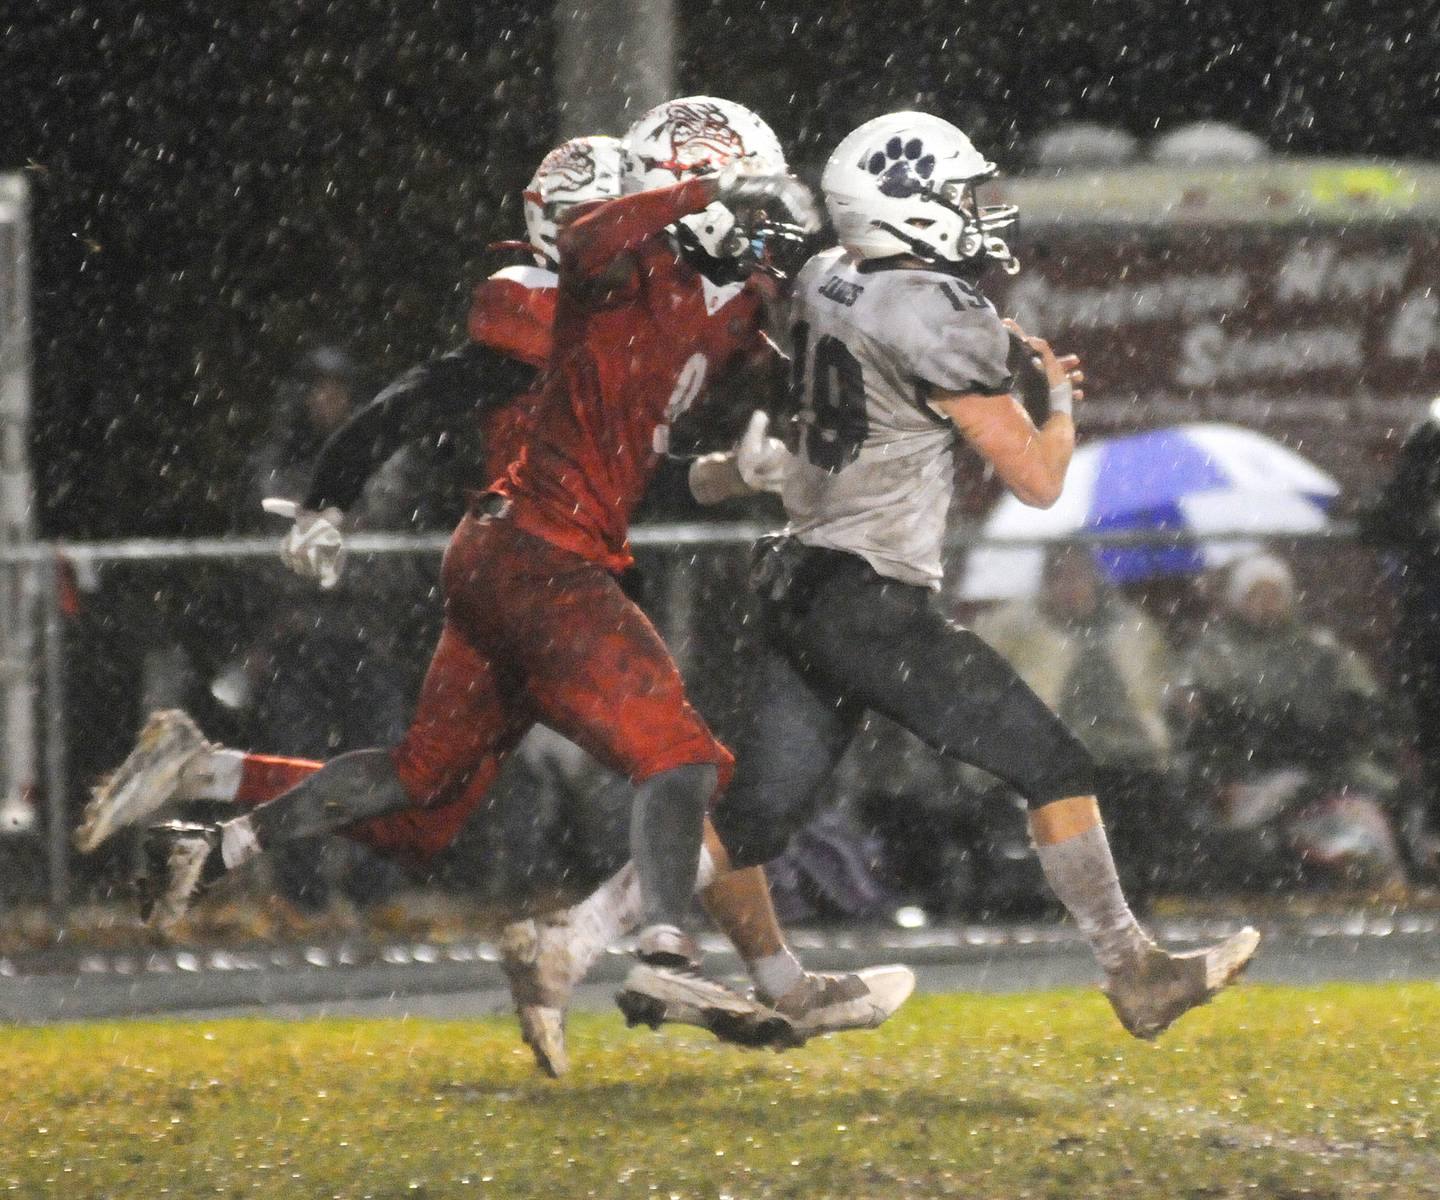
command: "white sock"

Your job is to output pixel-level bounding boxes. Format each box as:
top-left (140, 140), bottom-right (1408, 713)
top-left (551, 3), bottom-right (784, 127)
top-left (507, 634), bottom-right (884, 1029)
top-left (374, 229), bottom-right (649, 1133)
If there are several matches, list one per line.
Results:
top-left (219, 814), bottom-right (262, 870)
top-left (559, 848), bottom-right (719, 965)
top-left (568, 863), bottom-right (643, 949)
top-left (553, 848), bottom-right (729, 982)
top-left (179, 748), bottom-right (246, 802)
top-left (749, 948), bottom-right (804, 1002)
top-left (1034, 824), bottom-right (1150, 974)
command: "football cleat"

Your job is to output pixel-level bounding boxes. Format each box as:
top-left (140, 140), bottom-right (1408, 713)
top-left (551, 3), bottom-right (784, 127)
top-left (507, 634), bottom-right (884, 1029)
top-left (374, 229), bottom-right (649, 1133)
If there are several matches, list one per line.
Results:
top-left (139, 821), bottom-right (226, 933)
top-left (1104, 927), bottom-right (1261, 1040)
top-left (75, 710), bottom-right (212, 853)
top-left (615, 963), bottom-right (802, 1049)
top-left (762, 965), bottom-right (917, 1038)
top-left (498, 917), bottom-right (582, 1079)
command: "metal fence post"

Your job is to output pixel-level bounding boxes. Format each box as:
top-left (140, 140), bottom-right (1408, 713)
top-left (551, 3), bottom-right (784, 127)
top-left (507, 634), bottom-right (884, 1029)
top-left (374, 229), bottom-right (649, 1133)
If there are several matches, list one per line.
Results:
top-left (41, 554), bottom-right (69, 913)
top-left (662, 551), bottom-right (697, 676)
top-left (0, 173), bottom-right (39, 838)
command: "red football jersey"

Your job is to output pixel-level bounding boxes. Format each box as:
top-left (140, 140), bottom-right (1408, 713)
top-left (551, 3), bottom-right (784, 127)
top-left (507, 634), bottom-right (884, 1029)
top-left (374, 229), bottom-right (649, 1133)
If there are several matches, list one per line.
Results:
top-left (501, 180), bottom-right (769, 571)
top-left (466, 264), bottom-right (557, 482)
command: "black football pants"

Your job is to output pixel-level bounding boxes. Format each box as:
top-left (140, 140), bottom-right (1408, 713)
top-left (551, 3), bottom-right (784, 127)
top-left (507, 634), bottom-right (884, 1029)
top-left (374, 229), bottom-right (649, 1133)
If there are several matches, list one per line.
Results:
top-left (712, 541), bottom-right (1096, 870)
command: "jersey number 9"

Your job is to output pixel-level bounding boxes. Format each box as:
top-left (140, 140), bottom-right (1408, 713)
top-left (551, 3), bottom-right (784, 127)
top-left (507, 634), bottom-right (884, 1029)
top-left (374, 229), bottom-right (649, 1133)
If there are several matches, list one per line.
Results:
top-left (653, 352), bottom-right (709, 455)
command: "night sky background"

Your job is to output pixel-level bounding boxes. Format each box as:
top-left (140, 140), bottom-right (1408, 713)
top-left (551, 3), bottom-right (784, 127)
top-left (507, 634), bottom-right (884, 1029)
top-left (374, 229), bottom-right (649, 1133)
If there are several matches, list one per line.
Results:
top-left (3, 0), bottom-right (1438, 537)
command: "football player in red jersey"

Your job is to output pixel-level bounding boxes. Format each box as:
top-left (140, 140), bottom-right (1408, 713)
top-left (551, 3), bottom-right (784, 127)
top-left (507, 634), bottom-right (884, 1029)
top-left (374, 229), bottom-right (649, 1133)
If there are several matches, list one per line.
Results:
top-left (80, 138), bottom-right (633, 1076)
top-left (78, 136), bottom-right (627, 860)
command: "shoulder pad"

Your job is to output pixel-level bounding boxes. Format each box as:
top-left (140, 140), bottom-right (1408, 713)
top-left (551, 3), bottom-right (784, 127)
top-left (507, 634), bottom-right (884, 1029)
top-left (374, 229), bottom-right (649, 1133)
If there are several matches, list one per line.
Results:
top-left (488, 263), bottom-right (558, 290)
top-left (890, 275), bottom-right (1009, 395)
top-left (468, 271), bottom-right (557, 367)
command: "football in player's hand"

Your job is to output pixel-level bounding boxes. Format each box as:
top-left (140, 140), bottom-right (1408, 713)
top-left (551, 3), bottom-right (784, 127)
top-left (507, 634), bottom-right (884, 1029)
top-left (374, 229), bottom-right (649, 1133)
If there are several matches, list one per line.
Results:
top-left (1007, 328), bottom-right (1051, 425)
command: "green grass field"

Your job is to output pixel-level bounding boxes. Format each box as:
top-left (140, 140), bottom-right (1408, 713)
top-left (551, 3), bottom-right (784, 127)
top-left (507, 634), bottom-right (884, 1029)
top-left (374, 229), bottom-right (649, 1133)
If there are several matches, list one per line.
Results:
top-left (3, 984), bottom-right (1437, 1199)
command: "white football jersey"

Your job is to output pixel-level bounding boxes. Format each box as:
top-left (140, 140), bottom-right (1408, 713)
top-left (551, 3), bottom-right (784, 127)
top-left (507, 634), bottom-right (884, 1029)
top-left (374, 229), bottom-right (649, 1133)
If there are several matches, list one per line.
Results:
top-left (778, 246), bottom-right (1012, 587)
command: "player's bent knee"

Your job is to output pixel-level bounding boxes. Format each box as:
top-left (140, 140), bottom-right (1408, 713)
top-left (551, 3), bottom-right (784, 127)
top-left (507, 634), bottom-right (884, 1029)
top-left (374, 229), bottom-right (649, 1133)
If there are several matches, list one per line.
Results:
top-left (709, 803), bottom-right (806, 871)
top-left (1019, 738), bottom-right (1097, 810)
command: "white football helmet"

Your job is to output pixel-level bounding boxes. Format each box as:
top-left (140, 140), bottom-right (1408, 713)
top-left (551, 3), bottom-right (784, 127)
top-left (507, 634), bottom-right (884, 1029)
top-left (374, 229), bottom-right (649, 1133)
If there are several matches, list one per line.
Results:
top-left (523, 135), bottom-right (626, 266)
top-left (622, 95), bottom-right (787, 258)
top-left (821, 112), bottom-right (1019, 272)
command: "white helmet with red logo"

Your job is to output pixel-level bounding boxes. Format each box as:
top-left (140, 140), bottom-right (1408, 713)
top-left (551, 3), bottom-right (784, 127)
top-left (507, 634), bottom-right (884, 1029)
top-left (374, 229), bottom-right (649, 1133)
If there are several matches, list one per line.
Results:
top-left (621, 96), bottom-right (787, 258)
top-left (523, 135), bottom-right (626, 266)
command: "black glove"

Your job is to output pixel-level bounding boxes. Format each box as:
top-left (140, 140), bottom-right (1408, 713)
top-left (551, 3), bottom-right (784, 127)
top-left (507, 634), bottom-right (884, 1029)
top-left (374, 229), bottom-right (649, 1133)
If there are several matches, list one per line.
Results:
top-left (1007, 328), bottom-right (1052, 425)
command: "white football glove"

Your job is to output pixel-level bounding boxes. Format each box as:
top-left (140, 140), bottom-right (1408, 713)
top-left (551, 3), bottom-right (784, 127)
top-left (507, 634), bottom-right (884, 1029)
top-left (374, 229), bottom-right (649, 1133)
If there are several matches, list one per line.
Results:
top-left (714, 167), bottom-right (823, 235)
top-left (262, 498), bottom-right (346, 589)
top-left (734, 410), bottom-right (791, 494)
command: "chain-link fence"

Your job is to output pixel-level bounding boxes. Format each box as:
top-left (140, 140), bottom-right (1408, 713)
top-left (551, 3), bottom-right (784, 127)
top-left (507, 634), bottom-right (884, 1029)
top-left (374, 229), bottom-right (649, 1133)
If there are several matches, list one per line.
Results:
top-left (7, 519), bottom-right (1421, 924)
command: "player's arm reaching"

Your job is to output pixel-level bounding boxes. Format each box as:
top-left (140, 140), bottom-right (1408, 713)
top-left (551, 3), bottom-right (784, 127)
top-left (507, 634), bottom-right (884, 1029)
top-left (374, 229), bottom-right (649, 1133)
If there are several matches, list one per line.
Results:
top-left (303, 346), bottom-right (534, 513)
top-left (558, 172), bottom-right (819, 283)
top-left (558, 178), bottom-right (719, 280)
top-left (265, 345), bottom-right (536, 586)
top-left (928, 320), bottom-right (1082, 509)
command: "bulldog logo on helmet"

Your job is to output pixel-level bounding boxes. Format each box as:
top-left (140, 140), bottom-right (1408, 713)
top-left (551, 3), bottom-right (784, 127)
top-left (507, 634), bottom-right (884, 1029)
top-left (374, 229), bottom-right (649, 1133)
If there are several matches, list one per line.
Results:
top-left (641, 100), bottom-right (749, 177)
top-left (535, 140), bottom-right (600, 200)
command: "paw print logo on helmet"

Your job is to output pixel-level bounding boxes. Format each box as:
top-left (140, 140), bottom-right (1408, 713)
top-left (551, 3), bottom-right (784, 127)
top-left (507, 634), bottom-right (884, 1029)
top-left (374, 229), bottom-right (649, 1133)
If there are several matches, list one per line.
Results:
top-left (823, 111), bottom-right (1019, 273)
top-left (866, 136), bottom-right (938, 199)
top-left (523, 135), bottom-right (626, 266)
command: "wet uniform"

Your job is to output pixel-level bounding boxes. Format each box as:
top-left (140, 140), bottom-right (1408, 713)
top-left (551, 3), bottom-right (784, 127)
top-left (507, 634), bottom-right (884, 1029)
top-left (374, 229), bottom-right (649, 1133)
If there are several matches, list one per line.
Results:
top-left (712, 247), bottom-right (1095, 868)
top-left (382, 180), bottom-right (768, 858)
top-left (235, 265), bottom-right (559, 863)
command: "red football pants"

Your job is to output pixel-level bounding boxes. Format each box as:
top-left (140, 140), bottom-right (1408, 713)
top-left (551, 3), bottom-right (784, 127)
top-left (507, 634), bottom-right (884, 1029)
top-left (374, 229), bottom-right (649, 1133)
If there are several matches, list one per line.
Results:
top-left (231, 513), bottom-right (730, 866)
top-left (383, 511), bottom-right (731, 860)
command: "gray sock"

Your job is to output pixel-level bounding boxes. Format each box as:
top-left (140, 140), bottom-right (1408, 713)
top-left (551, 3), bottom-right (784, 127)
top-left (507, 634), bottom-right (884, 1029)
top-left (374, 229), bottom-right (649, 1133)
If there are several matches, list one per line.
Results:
top-left (1034, 824), bottom-right (1150, 974)
top-left (248, 748), bottom-right (410, 847)
top-left (630, 763), bottom-right (716, 930)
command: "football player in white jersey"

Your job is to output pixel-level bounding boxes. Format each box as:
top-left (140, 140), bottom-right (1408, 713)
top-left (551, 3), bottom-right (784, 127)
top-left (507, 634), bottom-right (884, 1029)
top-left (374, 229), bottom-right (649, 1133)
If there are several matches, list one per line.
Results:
top-left (629, 112), bottom-right (1259, 1040)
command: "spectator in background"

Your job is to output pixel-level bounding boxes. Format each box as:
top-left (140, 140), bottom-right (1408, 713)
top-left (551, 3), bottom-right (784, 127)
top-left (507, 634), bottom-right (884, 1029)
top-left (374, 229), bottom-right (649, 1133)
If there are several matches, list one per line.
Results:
top-left (1176, 552), bottom-right (1405, 890)
top-left (246, 347), bottom-right (361, 508)
top-left (1358, 402), bottom-right (1440, 874)
top-left (231, 347), bottom-right (421, 911)
top-left (972, 545), bottom-right (1179, 897)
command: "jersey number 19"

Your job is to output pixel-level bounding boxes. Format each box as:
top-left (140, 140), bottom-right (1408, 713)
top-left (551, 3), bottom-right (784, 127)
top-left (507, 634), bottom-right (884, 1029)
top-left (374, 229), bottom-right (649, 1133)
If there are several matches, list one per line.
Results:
top-left (790, 321), bottom-right (867, 472)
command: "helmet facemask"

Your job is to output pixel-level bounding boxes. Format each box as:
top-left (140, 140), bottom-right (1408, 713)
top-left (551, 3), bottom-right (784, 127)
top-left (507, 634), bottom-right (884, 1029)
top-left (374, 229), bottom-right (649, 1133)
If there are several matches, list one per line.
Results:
top-left (863, 173), bottom-right (1018, 274)
top-left (930, 176), bottom-right (1019, 273)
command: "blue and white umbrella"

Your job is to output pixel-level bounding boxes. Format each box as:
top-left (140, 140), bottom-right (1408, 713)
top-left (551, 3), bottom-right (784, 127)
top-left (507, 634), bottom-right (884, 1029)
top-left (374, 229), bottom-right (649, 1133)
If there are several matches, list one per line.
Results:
top-left (959, 423), bottom-right (1341, 601)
